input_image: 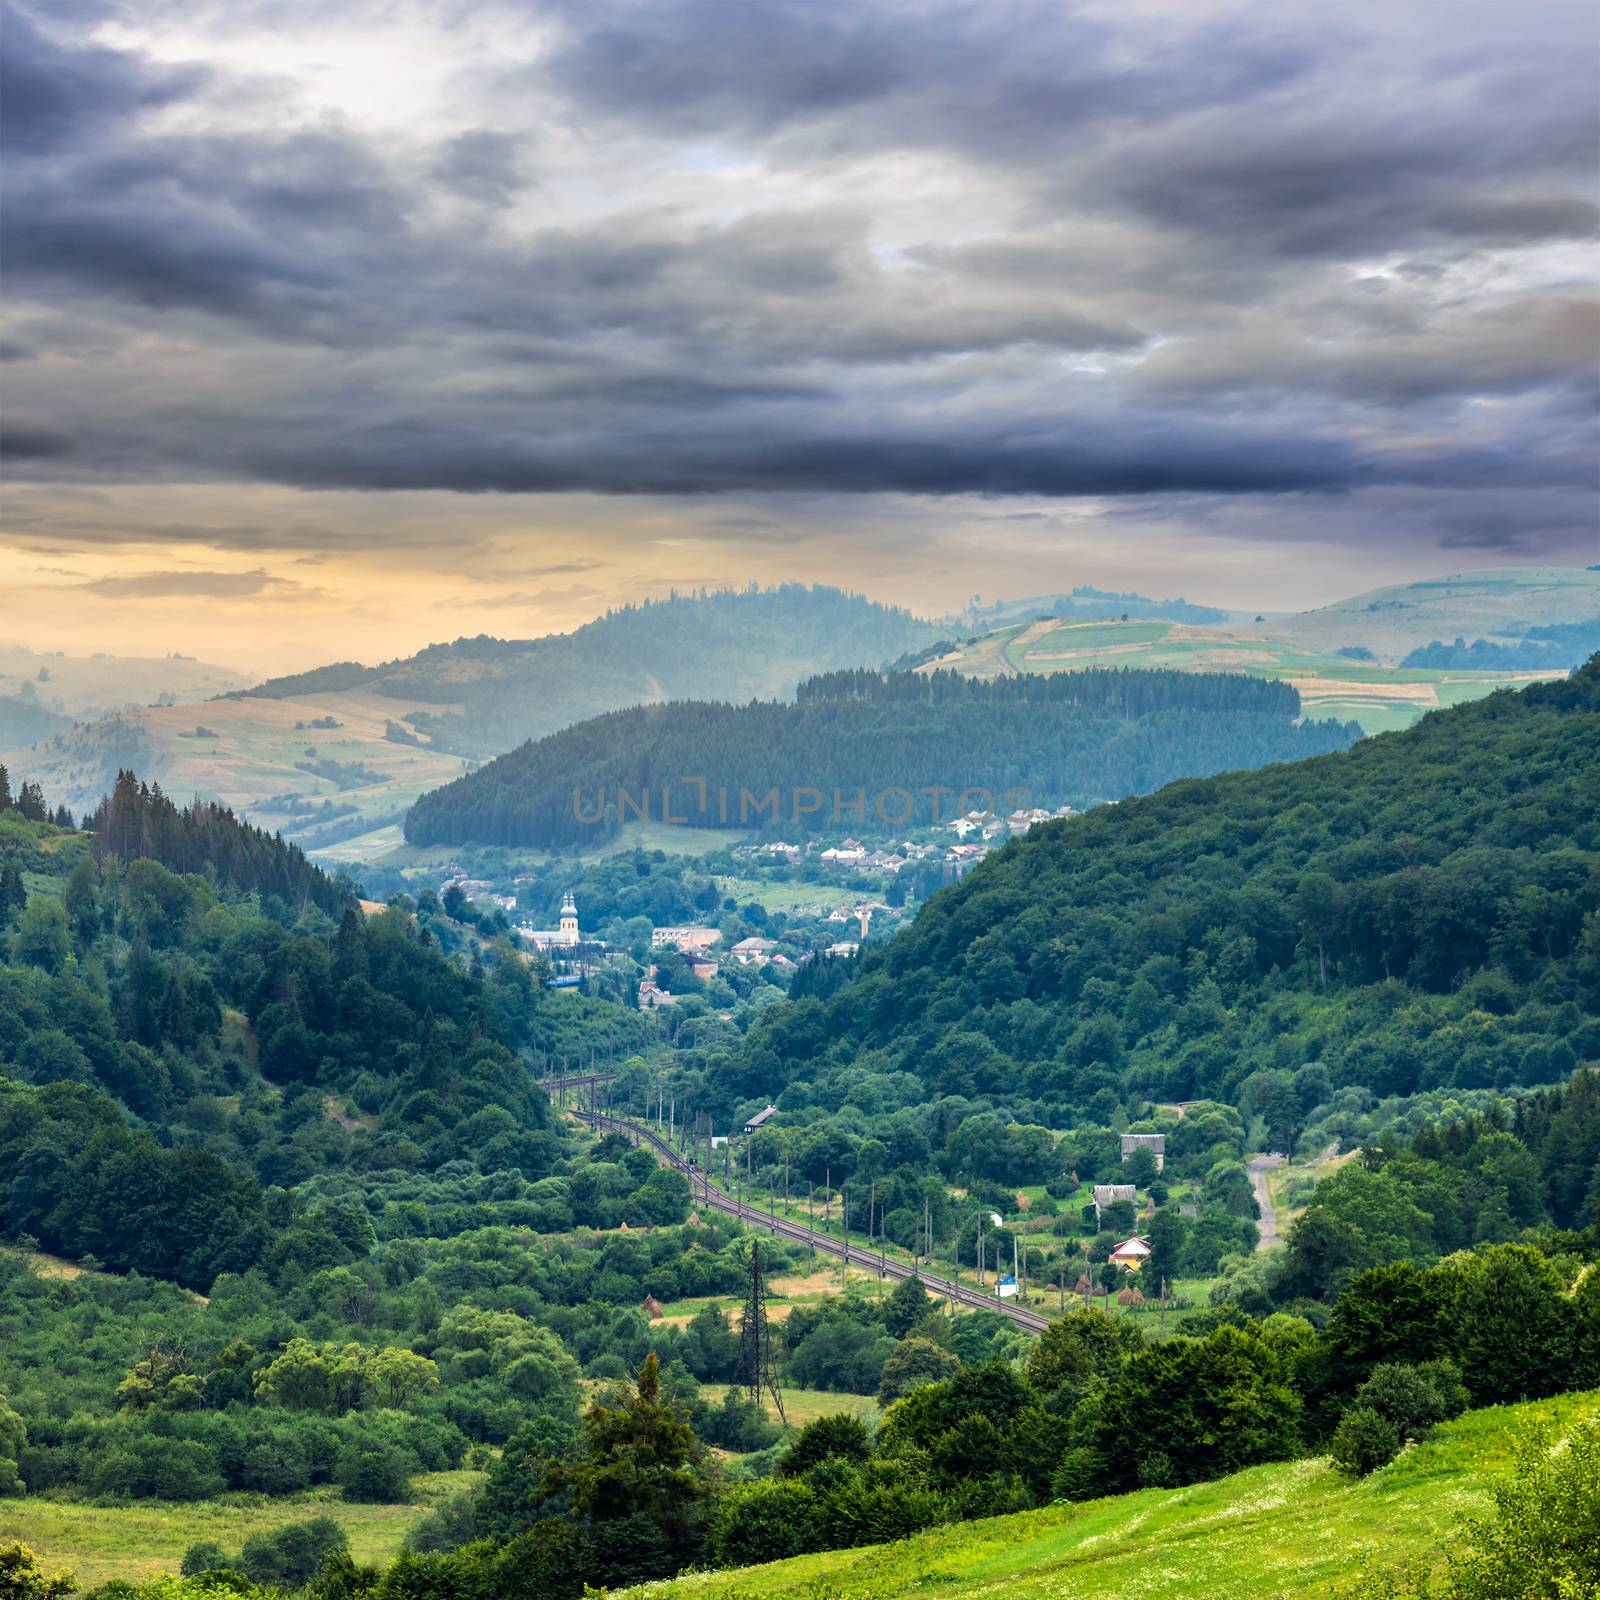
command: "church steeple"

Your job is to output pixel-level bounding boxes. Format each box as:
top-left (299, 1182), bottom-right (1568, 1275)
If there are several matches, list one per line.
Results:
top-left (559, 891), bottom-right (579, 942)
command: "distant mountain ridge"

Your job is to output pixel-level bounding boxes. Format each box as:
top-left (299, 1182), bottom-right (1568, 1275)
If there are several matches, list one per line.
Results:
top-left (8, 586), bottom-right (942, 849)
top-left (954, 586), bottom-right (1228, 630)
top-left (232, 585), bottom-right (944, 758)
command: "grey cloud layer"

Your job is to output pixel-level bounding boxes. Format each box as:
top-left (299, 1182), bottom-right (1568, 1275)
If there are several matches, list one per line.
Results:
top-left (2, 0), bottom-right (1596, 555)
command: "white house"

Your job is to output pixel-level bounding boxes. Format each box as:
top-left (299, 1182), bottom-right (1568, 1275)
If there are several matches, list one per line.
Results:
top-left (651, 925), bottom-right (721, 951)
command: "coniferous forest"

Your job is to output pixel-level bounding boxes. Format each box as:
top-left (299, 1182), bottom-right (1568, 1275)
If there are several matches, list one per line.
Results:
top-left (405, 667), bottom-right (1360, 846)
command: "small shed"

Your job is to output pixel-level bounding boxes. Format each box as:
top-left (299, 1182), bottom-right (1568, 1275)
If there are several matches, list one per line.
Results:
top-left (743, 1105), bottom-right (778, 1135)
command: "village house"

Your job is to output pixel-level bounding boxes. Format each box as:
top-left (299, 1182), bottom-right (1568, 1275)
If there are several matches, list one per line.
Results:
top-left (1109, 1236), bottom-right (1152, 1272)
top-left (730, 936), bottom-right (779, 964)
top-left (819, 842), bottom-right (867, 867)
top-left (651, 925), bottom-right (721, 951)
top-left (1121, 1133), bottom-right (1167, 1171)
top-left (1006, 806), bottom-right (1056, 836)
top-left (689, 957), bottom-right (719, 981)
top-left (825, 940), bottom-right (860, 958)
top-left (1092, 1183), bottom-right (1138, 1224)
top-left (637, 978), bottom-right (679, 1010)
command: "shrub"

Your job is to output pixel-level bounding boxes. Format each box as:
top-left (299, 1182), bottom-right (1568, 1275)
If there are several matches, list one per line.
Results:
top-left (1331, 1407), bottom-right (1400, 1476)
top-left (712, 1478), bottom-right (820, 1565)
top-left (1355, 1361), bottom-right (1468, 1445)
top-left (335, 1441), bottom-right (411, 1503)
top-left (1050, 1447), bottom-right (1102, 1501)
top-left (779, 1414), bottom-right (873, 1477)
top-left (180, 1542), bottom-right (228, 1576)
top-left (238, 1516), bottom-right (349, 1586)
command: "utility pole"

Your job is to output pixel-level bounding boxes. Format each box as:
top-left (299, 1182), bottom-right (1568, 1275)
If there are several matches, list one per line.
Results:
top-left (737, 1240), bottom-right (787, 1426)
top-left (977, 1218), bottom-right (985, 1288)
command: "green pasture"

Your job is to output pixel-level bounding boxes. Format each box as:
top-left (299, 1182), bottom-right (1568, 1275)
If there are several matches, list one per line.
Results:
top-left (617, 1390), bottom-right (1600, 1600)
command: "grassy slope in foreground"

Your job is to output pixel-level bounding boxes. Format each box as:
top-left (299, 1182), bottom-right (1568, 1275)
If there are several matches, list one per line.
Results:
top-left (621, 1391), bottom-right (1599, 1600)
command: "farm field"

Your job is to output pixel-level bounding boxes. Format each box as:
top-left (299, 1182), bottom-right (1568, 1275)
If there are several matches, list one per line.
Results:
top-left (618, 1390), bottom-right (1600, 1600)
top-left (334, 818), bottom-right (757, 872)
top-left (1, 1469), bottom-right (483, 1591)
top-left (921, 619), bottom-right (1557, 734)
top-left (1234, 566), bottom-right (1600, 660)
top-left (3, 687), bottom-right (469, 848)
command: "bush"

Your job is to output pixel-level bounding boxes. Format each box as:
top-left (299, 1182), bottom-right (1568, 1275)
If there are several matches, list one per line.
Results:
top-left (712, 1478), bottom-right (820, 1565)
top-left (1355, 1361), bottom-right (1468, 1445)
top-left (1050, 1447), bottom-right (1102, 1501)
top-left (1331, 1407), bottom-right (1400, 1476)
top-left (180, 1541), bottom-right (229, 1576)
top-left (877, 1337), bottom-right (960, 1404)
top-left (238, 1516), bottom-right (349, 1586)
top-left (335, 1441), bottom-right (411, 1503)
top-left (779, 1414), bottom-right (873, 1477)
top-left (84, 1434), bottom-right (225, 1501)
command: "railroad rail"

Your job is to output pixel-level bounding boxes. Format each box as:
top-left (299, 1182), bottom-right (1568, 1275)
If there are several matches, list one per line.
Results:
top-left (564, 1104), bottom-right (1050, 1334)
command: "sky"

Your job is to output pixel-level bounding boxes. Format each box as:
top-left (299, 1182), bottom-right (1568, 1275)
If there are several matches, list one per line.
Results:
top-left (1, 0), bottom-right (1596, 674)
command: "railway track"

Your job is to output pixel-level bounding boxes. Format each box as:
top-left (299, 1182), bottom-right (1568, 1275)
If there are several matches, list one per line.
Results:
top-left (564, 1103), bottom-right (1050, 1334)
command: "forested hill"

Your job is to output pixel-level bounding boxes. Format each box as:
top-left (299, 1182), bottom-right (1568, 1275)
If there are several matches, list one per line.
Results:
top-left (722, 661), bottom-right (1600, 1120)
top-left (230, 585), bottom-right (943, 758)
top-left (405, 667), bottom-right (1360, 847)
top-left (90, 769), bottom-right (352, 916)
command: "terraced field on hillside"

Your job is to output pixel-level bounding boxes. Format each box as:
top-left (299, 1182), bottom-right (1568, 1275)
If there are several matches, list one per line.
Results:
top-left (921, 619), bottom-right (1556, 734)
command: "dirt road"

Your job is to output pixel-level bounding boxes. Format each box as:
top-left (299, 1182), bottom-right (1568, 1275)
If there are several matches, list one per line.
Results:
top-left (1248, 1153), bottom-right (1287, 1250)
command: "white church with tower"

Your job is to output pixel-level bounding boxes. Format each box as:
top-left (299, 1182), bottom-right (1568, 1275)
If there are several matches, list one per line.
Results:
top-left (524, 890), bottom-right (583, 949)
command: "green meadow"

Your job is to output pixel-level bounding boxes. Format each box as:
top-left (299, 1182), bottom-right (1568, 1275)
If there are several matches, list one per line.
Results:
top-left (615, 1390), bottom-right (1599, 1600)
top-left (0, 1470), bottom-right (483, 1591)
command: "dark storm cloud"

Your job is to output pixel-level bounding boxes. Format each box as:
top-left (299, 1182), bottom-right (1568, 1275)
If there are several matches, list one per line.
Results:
top-left (1, 0), bottom-right (1596, 558)
top-left (432, 129), bottom-right (532, 205)
top-left (534, 0), bottom-right (1312, 158)
top-left (0, 1), bottom-right (205, 154)
top-left (0, 424), bottom-right (75, 459)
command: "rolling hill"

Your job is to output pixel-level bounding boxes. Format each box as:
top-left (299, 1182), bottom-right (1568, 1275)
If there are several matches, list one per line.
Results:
top-left (0, 645), bottom-right (250, 719)
top-left (720, 661), bottom-right (1600, 1121)
top-left (4, 587), bottom-right (940, 851)
top-left (921, 618), bottom-right (1562, 735)
top-left (1239, 566), bottom-right (1600, 662)
top-left (923, 569), bottom-right (1599, 735)
top-left (403, 667), bottom-right (1361, 847)
top-left (615, 1391), bottom-right (1599, 1600)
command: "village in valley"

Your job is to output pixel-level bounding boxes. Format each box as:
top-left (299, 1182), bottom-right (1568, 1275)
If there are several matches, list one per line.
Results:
top-left (409, 800), bottom-right (1090, 1014)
